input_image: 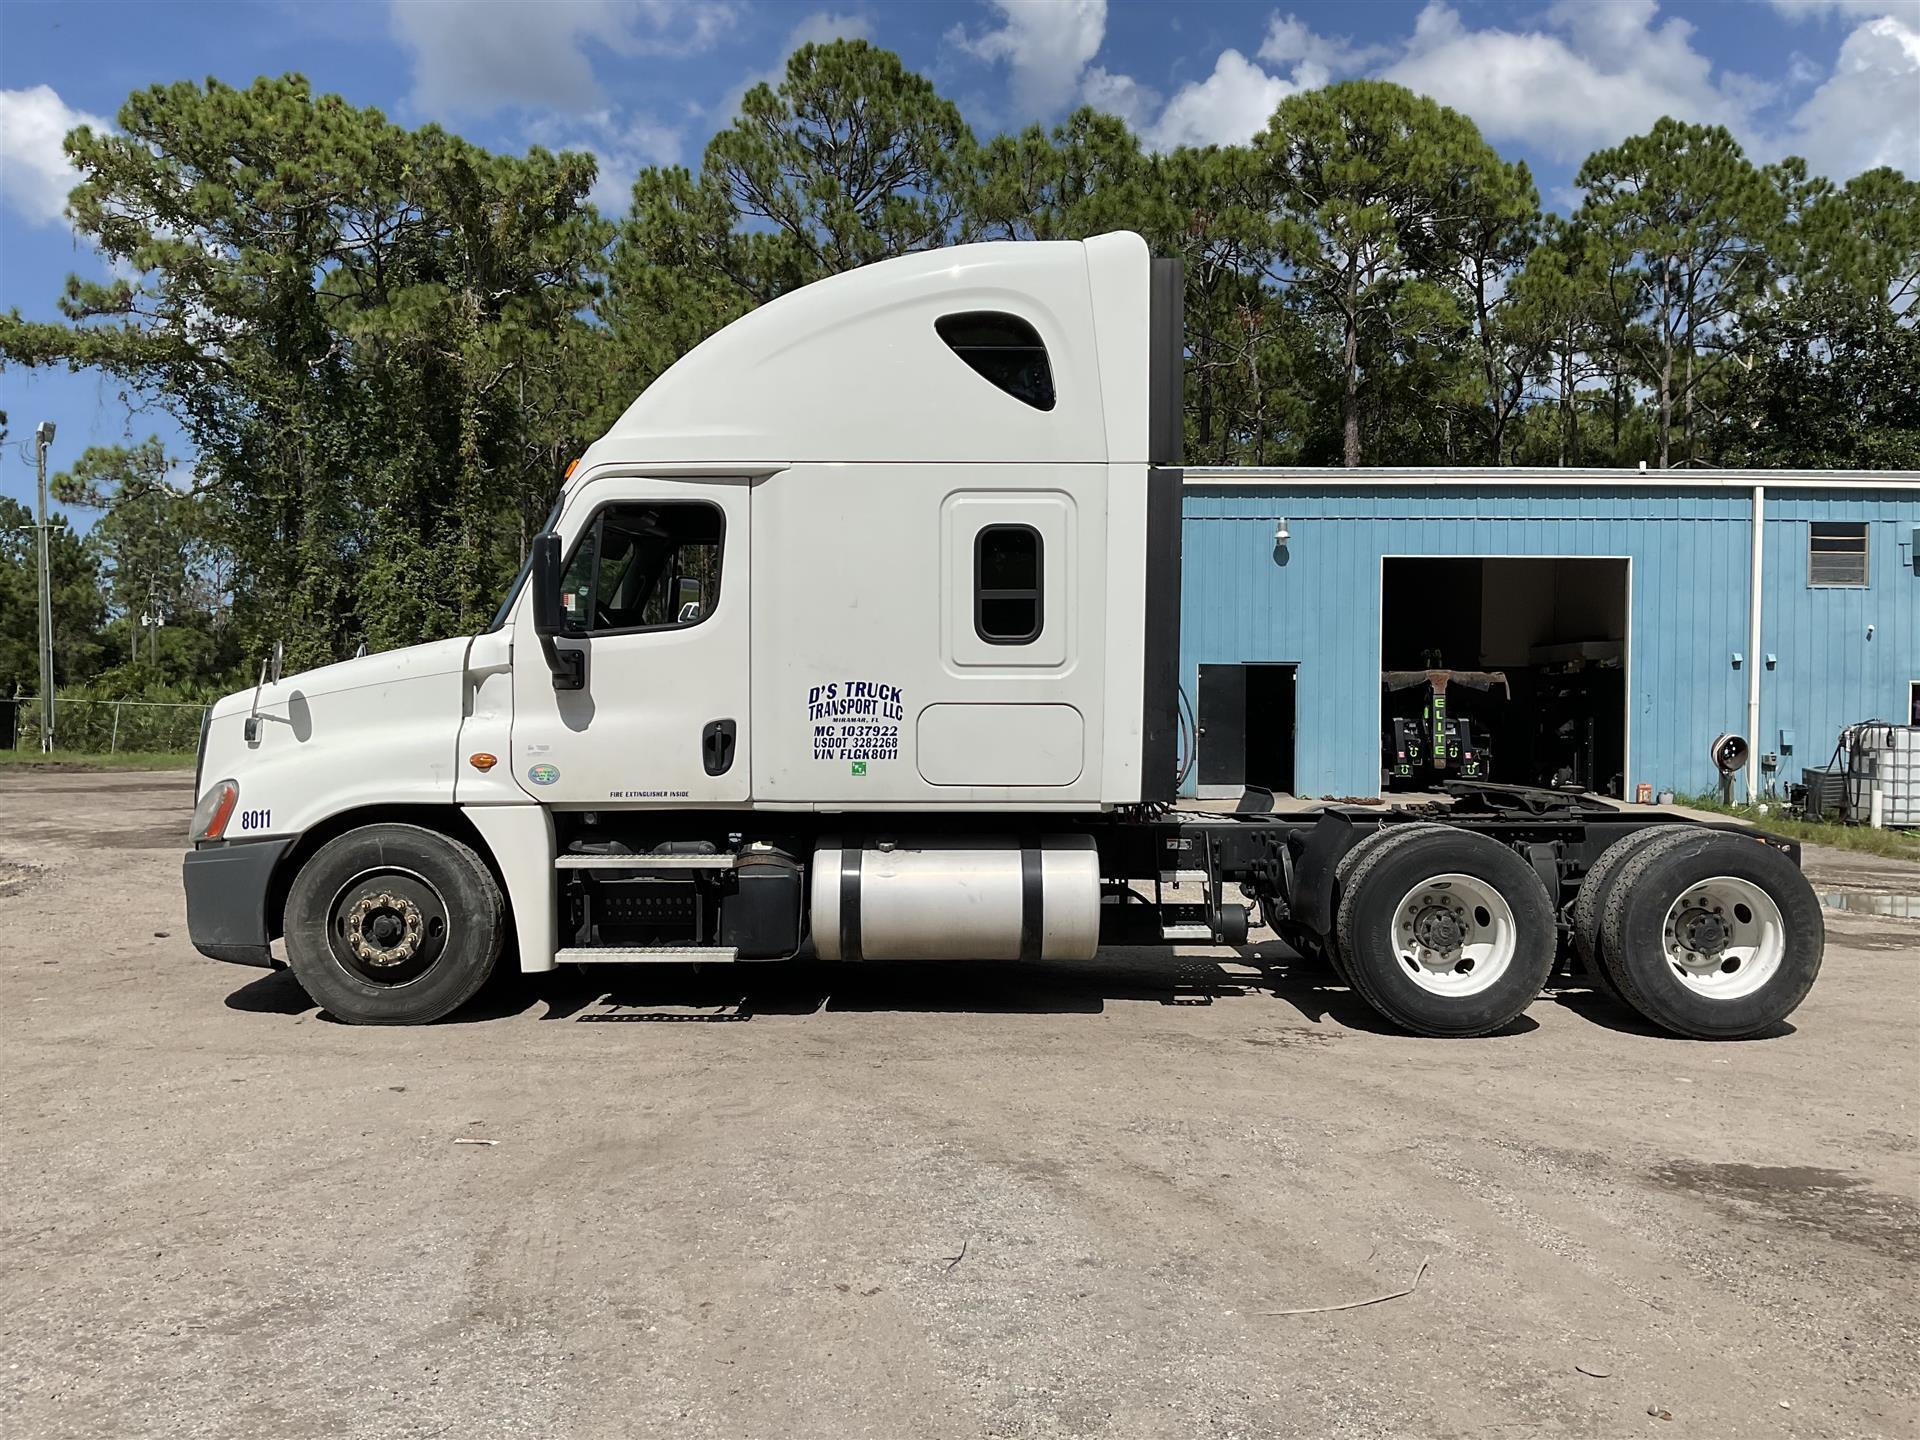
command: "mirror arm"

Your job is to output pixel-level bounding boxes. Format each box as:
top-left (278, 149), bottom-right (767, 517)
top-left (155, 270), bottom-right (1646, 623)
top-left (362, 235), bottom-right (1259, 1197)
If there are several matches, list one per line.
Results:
top-left (539, 632), bottom-right (585, 692)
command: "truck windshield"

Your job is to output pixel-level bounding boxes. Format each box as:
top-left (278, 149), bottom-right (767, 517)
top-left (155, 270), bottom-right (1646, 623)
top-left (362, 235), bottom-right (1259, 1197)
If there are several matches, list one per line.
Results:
top-left (485, 498), bottom-right (565, 633)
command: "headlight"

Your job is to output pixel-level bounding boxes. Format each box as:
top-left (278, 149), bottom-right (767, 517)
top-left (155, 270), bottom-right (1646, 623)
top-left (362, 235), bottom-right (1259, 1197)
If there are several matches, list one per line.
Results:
top-left (190, 779), bottom-right (239, 842)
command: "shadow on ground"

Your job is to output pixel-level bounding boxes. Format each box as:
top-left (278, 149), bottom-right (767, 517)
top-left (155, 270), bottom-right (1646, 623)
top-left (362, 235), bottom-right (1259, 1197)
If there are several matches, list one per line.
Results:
top-left (226, 950), bottom-right (1584, 1038)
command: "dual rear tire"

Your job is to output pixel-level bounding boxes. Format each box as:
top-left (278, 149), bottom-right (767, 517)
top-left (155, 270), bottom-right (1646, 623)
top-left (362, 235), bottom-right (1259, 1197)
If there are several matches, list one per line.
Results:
top-left (1588, 828), bottom-right (1824, 1039)
top-left (1333, 827), bottom-right (1556, 1038)
top-left (1328, 822), bottom-right (1824, 1041)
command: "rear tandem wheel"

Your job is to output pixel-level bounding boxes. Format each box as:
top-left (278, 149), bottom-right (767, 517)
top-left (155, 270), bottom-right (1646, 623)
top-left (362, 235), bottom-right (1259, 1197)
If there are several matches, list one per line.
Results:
top-left (1596, 829), bottom-right (1824, 1040)
top-left (1325, 823), bottom-right (1444, 981)
top-left (1571, 825), bottom-right (1705, 1003)
top-left (1335, 827), bottom-right (1557, 1038)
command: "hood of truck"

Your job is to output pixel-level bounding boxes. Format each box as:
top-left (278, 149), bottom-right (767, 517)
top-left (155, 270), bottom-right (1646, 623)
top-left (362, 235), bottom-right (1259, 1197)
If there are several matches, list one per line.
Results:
top-left (197, 634), bottom-right (484, 843)
top-left (208, 635), bottom-right (475, 721)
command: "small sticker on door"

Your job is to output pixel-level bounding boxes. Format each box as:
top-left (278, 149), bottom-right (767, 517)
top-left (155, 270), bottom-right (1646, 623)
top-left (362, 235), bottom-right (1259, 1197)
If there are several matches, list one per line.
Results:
top-left (527, 763), bottom-right (560, 785)
top-left (850, 761), bottom-right (867, 777)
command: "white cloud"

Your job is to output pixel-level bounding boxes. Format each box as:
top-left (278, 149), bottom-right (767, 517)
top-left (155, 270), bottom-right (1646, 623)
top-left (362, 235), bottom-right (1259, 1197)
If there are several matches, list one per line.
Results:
top-left (948, 0), bottom-right (1107, 120)
top-left (716, 9), bottom-right (874, 121)
top-left (1055, 0), bottom-right (1908, 180)
top-left (1257, 12), bottom-right (1390, 71)
top-left (1148, 49), bottom-right (1311, 149)
top-left (1380, 1), bottom-right (1760, 161)
top-left (389, 0), bottom-right (739, 118)
top-left (1770, 1), bottom-right (1920, 20)
top-left (0, 85), bottom-right (111, 227)
top-left (524, 109), bottom-right (683, 214)
top-left (1079, 66), bottom-right (1161, 135)
top-left (1779, 14), bottom-right (1920, 176)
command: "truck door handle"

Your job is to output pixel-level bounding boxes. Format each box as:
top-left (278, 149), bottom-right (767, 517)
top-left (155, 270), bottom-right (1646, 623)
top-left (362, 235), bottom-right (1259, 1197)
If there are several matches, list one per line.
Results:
top-left (702, 719), bottom-right (737, 777)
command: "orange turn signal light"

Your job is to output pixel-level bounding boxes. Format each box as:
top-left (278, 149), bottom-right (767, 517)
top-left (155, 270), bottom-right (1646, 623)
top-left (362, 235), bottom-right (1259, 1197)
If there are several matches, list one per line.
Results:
top-left (468, 753), bottom-right (498, 772)
top-left (564, 457), bottom-right (580, 479)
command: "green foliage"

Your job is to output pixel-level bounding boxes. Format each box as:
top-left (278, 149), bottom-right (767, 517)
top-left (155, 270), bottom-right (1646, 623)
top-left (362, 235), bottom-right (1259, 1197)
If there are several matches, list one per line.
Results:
top-left (0, 57), bottom-right (1911, 702)
top-left (0, 749), bottom-right (196, 770)
top-left (0, 75), bottom-right (608, 671)
top-left (0, 496), bottom-right (104, 694)
top-left (1574, 120), bottom-right (1784, 467)
top-left (50, 437), bottom-right (238, 674)
top-left (605, 40), bottom-right (978, 397)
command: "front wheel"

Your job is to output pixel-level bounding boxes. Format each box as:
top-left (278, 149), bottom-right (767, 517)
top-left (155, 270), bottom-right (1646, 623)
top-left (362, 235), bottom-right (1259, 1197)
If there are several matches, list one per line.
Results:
top-left (284, 822), bottom-right (505, 1025)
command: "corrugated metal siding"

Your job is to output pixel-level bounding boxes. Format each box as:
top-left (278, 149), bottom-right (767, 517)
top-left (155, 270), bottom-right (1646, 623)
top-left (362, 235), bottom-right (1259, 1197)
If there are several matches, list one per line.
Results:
top-left (1760, 489), bottom-right (1920, 778)
top-left (1177, 483), bottom-right (1918, 799)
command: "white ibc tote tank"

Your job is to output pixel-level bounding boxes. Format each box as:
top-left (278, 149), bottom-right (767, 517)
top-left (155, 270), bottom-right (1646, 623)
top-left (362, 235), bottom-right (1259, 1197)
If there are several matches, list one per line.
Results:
top-left (1844, 724), bottom-right (1920, 828)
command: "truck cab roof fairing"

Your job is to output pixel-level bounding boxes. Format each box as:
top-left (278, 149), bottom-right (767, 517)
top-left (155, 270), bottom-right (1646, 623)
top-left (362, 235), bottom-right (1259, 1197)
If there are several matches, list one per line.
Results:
top-left (584, 233), bottom-right (1155, 468)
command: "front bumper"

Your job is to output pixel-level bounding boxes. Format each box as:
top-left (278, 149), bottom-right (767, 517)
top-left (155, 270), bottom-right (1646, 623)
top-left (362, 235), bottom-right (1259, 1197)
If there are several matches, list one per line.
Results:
top-left (183, 838), bottom-right (294, 967)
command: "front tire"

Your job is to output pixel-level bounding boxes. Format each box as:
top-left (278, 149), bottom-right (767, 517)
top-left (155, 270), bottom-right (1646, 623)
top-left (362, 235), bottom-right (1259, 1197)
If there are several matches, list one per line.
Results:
top-left (1597, 830), bottom-right (1823, 1039)
top-left (284, 823), bottom-right (505, 1025)
top-left (1336, 828), bottom-right (1556, 1037)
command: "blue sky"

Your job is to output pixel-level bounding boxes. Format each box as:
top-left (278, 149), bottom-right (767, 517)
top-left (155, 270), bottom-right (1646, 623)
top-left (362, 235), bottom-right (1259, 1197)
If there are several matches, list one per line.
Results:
top-left (3, 0), bottom-right (1917, 521)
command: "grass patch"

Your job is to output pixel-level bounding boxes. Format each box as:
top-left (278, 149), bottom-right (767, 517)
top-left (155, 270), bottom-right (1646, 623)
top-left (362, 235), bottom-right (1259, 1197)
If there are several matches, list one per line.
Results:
top-left (0, 749), bottom-right (195, 772)
top-left (1677, 793), bottom-right (1920, 862)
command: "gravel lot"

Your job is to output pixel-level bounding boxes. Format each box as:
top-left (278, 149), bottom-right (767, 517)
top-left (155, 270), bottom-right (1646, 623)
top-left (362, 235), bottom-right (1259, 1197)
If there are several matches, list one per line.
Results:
top-left (2, 770), bottom-right (1915, 1440)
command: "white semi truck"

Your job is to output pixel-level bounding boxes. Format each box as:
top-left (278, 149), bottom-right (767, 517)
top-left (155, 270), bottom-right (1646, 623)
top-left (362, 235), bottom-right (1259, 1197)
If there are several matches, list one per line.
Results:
top-left (182, 232), bottom-right (1824, 1038)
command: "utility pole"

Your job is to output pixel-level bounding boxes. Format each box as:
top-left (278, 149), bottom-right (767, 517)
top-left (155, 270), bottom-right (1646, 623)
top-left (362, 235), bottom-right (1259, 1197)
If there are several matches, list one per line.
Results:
top-left (34, 420), bottom-right (56, 753)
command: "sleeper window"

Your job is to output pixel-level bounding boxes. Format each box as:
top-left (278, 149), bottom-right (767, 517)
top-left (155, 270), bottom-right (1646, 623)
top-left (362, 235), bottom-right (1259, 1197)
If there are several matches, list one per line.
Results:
top-left (936, 312), bottom-right (1055, 411)
top-left (975, 524), bottom-right (1044, 644)
top-left (1809, 522), bottom-right (1868, 587)
top-left (559, 502), bottom-right (723, 635)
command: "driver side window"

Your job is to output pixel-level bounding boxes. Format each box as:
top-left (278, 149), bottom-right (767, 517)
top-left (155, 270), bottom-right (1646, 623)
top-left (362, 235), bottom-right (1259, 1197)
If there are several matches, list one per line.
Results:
top-left (559, 501), bottom-right (724, 635)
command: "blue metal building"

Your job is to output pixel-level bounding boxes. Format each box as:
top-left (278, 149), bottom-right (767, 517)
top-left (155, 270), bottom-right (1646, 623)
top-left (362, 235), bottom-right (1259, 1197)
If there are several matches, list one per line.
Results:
top-left (1176, 470), bottom-right (1920, 801)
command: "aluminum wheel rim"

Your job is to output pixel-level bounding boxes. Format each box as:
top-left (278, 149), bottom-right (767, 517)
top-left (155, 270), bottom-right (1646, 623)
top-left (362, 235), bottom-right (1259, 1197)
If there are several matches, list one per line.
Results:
top-left (1660, 875), bottom-right (1784, 1001)
top-left (1389, 873), bottom-right (1517, 997)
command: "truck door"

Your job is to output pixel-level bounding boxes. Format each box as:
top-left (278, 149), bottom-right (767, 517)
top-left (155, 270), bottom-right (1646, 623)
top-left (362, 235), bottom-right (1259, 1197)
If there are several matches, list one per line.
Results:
top-left (510, 476), bottom-right (750, 806)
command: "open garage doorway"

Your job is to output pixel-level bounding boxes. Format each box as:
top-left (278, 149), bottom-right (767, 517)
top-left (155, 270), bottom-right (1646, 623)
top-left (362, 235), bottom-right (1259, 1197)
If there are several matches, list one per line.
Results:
top-left (1381, 557), bottom-right (1629, 797)
top-left (1196, 662), bottom-right (1297, 799)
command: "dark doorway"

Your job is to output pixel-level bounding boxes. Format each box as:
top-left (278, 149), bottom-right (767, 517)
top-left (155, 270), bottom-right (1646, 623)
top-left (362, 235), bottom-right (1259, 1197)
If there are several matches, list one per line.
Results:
top-left (1380, 557), bottom-right (1629, 796)
top-left (1197, 662), bottom-right (1297, 797)
top-left (1245, 663), bottom-right (1297, 795)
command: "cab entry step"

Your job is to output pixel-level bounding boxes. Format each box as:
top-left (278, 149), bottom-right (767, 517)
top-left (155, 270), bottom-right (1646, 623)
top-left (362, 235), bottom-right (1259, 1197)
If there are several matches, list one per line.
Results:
top-left (555, 945), bottom-right (740, 963)
top-left (556, 855), bottom-right (738, 870)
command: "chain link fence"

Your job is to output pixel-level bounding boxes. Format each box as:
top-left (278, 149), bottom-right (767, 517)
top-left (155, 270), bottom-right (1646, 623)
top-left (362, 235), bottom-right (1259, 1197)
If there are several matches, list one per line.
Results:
top-left (3, 696), bottom-right (210, 755)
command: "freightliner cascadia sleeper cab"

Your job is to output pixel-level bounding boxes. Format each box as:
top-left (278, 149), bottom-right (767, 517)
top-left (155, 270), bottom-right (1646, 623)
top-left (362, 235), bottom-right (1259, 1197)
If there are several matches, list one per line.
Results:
top-left (182, 233), bottom-right (1824, 1037)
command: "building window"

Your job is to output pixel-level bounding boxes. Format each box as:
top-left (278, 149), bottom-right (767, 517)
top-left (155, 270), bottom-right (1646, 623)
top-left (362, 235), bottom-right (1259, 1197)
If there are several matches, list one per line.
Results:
top-left (1809, 522), bottom-right (1869, 587)
top-left (974, 524), bottom-right (1044, 644)
top-left (936, 312), bottom-right (1055, 411)
top-left (1911, 680), bottom-right (1919, 727)
top-left (559, 501), bottom-right (723, 635)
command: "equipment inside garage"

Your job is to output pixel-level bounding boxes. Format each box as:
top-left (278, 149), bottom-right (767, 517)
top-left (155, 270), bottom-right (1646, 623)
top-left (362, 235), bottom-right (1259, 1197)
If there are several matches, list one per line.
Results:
top-left (1381, 557), bottom-right (1628, 796)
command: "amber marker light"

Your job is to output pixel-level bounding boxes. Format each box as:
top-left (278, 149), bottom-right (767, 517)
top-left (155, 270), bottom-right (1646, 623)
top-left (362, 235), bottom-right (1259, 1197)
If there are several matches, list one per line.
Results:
top-left (469, 753), bottom-right (498, 772)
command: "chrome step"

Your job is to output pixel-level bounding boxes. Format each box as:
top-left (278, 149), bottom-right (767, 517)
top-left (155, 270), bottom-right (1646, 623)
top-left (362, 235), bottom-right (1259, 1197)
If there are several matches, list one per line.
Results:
top-left (556, 854), bottom-right (738, 870)
top-left (556, 945), bottom-right (740, 964)
top-left (1159, 924), bottom-right (1217, 943)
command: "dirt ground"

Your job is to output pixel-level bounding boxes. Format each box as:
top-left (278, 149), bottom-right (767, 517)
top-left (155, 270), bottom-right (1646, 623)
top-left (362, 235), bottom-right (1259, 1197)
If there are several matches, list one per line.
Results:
top-left (2, 771), bottom-right (1915, 1440)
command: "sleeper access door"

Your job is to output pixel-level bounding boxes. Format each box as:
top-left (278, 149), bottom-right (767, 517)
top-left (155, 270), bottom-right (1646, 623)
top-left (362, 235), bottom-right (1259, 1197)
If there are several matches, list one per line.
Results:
top-left (510, 475), bottom-right (752, 807)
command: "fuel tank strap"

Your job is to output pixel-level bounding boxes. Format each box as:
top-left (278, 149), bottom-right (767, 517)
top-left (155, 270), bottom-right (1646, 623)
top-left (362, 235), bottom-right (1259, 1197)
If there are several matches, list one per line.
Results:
top-left (1019, 840), bottom-right (1043, 962)
top-left (840, 847), bottom-right (863, 962)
